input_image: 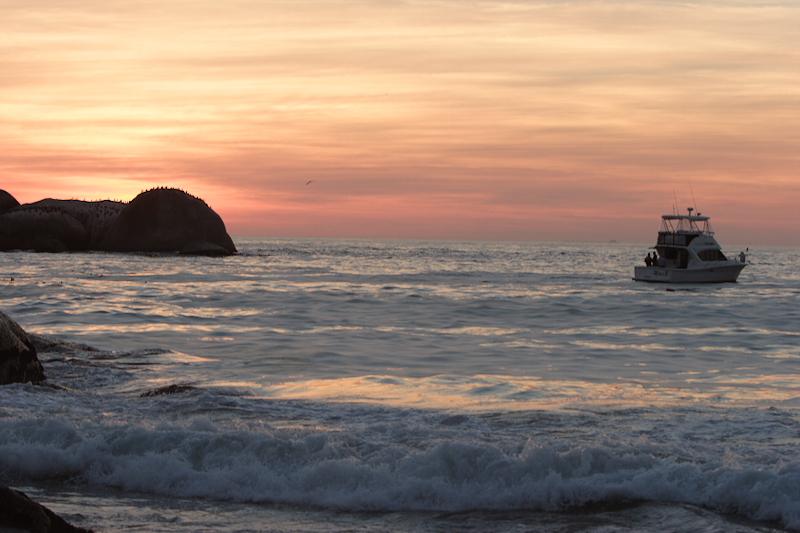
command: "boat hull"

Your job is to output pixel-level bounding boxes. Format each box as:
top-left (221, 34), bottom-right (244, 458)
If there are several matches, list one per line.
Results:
top-left (633, 263), bottom-right (745, 283)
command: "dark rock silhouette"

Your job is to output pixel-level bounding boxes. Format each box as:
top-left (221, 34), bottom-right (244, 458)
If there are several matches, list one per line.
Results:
top-left (0, 190), bottom-right (20, 214)
top-left (0, 310), bottom-right (45, 385)
top-left (99, 188), bottom-right (236, 254)
top-left (0, 196), bottom-right (126, 252)
top-left (0, 485), bottom-right (93, 533)
top-left (0, 207), bottom-right (87, 252)
top-left (179, 240), bottom-right (233, 256)
top-left (0, 188), bottom-right (235, 255)
top-left (25, 199), bottom-right (127, 249)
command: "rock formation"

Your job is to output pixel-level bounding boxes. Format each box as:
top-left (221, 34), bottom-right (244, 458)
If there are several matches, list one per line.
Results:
top-left (0, 207), bottom-right (88, 252)
top-left (99, 188), bottom-right (237, 255)
top-left (0, 485), bottom-right (93, 533)
top-left (0, 189), bottom-right (20, 214)
top-left (0, 310), bottom-right (45, 385)
top-left (0, 188), bottom-right (236, 255)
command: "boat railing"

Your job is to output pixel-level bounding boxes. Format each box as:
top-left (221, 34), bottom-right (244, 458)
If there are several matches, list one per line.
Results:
top-left (660, 216), bottom-right (713, 236)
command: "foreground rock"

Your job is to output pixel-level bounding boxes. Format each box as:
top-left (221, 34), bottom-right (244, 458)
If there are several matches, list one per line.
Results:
top-left (0, 188), bottom-right (236, 255)
top-left (0, 485), bottom-right (93, 533)
top-left (0, 310), bottom-right (45, 385)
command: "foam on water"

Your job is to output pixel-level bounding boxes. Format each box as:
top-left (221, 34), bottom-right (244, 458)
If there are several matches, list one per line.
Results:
top-left (2, 382), bottom-right (800, 530)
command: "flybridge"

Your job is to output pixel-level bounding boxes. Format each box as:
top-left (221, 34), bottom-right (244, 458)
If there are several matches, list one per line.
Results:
top-left (660, 208), bottom-right (714, 236)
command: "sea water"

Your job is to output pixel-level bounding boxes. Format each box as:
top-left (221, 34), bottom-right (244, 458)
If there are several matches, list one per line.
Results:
top-left (0, 238), bottom-right (798, 532)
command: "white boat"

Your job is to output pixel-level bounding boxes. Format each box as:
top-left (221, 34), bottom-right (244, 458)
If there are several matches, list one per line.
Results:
top-left (633, 208), bottom-right (746, 283)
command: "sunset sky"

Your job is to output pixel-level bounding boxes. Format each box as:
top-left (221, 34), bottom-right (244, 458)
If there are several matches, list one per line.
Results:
top-left (2, 0), bottom-right (798, 245)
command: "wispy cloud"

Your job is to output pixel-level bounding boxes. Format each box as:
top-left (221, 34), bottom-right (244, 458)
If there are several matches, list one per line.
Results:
top-left (1, 0), bottom-right (798, 243)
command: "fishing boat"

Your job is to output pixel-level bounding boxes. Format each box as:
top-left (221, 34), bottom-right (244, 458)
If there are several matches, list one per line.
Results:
top-left (633, 208), bottom-right (746, 283)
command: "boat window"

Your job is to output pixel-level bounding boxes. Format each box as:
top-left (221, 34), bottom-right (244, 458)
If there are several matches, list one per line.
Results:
top-left (697, 249), bottom-right (727, 261)
top-left (658, 233), bottom-right (685, 245)
top-left (657, 233), bottom-right (697, 246)
top-left (658, 248), bottom-right (679, 260)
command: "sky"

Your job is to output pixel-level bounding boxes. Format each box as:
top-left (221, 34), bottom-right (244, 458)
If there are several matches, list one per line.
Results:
top-left (1, 0), bottom-right (798, 245)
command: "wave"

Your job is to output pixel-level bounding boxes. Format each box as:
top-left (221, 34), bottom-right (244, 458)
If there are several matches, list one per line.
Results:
top-left (1, 415), bottom-right (798, 530)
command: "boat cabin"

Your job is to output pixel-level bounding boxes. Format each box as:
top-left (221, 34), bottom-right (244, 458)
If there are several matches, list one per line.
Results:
top-left (653, 212), bottom-right (728, 269)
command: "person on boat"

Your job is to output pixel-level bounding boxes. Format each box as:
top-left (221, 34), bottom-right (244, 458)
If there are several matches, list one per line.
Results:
top-left (738, 250), bottom-right (747, 263)
top-left (645, 253), bottom-right (653, 266)
top-left (657, 253), bottom-right (667, 267)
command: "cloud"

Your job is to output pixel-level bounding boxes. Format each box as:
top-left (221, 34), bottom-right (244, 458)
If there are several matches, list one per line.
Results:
top-left (1, 0), bottom-right (798, 243)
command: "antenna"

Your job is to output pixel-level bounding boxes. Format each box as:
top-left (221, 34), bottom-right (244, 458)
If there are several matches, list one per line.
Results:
top-left (688, 182), bottom-right (698, 214)
top-left (673, 190), bottom-right (679, 215)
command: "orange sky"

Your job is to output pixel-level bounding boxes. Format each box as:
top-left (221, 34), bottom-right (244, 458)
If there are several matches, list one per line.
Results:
top-left (2, 0), bottom-right (798, 245)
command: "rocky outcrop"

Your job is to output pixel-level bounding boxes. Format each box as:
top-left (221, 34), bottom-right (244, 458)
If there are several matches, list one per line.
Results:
top-left (0, 485), bottom-right (93, 533)
top-left (25, 199), bottom-right (127, 249)
top-left (0, 190), bottom-right (20, 214)
top-left (99, 188), bottom-right (236, 255)
top-left (0, 207), bottom-right (88, 252)
top-left (0, 188), bottom-right (235, 255)
top-left (0, 196), bottom-right (125, 252)
top-left (0, 310), bottom-right (45, 385)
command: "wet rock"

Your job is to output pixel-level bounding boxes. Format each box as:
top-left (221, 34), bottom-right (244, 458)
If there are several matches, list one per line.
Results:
top-left (0, 310), bottom-right (45, 385)
top-left (99, 188), bottom-right (236, 255)
top-left (0, 485), bottom-right (93, 533)
top-left (179, 240), bottom-right (232, 256)
top-left (139, 384), bottom-right (198, 397)
top-left (28, 333), bottom-right (98, 356)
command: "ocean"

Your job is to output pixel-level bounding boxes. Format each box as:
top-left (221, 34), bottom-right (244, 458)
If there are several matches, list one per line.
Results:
top-left (1, 237), bottom-right (798, 532)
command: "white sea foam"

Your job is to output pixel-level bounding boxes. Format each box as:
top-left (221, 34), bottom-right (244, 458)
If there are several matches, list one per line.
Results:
top-left (1, 403), bottom-right (799, 528)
